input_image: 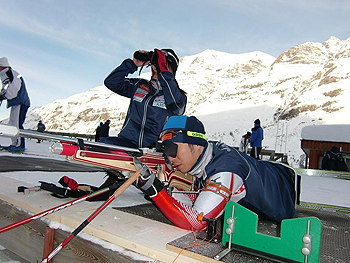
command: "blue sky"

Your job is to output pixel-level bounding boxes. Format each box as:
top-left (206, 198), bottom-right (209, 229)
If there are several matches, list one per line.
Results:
top-left (1, 0), bottom-right (349, 120)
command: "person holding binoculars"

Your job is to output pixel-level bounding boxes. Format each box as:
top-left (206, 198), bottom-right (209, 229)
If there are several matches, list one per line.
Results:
top-left (103, 48), bottom-right (187, 149)
top-left (55, 49), bottom-right (187, 201)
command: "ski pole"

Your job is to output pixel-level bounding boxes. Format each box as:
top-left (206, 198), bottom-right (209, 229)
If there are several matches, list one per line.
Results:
top-left (0, 183), bottom-right (120, 234)
top-left (41, 169), bottom-right (141, 263)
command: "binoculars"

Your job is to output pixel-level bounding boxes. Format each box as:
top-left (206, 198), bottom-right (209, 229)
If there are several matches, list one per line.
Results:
top-left (133, 50), bottom-right (155, 62)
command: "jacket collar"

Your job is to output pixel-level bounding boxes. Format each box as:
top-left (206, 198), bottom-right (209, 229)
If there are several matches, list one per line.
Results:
top-left (150, 79), bottom-right (161, 92)
top-left (188, 142), bottom-right (213, 180)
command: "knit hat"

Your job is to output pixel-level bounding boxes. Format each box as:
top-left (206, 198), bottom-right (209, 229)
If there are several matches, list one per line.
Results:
top-left (161, 49), bottom-right (179, 76)
top-left (254, 119), bottom-right (261, 125)
top-left (0, 57), bottom-right (10, 67)
top-left (160, 116), bottom-right (207, 146)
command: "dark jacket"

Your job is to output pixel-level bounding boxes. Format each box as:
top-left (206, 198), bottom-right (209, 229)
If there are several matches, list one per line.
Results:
top-left (100, 122), bottom-right (110, 138)
top-left (321, 150), bottom-right (348, 172)
top-left (37, 122), bottom-right (45, 132)
top-left (195, 141), bottom-right (296, 222)
top-left (104, 59), bottom-right (187, 148)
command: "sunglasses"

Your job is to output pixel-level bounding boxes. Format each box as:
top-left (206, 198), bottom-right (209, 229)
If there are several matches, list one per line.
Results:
top-left (159, 130), bottom-right (182, 142)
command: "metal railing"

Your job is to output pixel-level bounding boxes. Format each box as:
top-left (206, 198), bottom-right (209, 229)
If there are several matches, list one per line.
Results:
top-left (32, 130), bottom-right (95, 141)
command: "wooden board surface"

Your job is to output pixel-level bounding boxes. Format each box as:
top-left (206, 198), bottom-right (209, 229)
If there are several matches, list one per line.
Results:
top-left (0, 200), bottom-right (145, 263)
top-left (0, 175), bottom-right (202, 263)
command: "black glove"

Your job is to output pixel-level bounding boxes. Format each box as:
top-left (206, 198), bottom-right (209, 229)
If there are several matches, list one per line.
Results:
top-left (0, 94), bottom-right (6, 101)
top-left (151, 49), bottom-right (169, 74)
top-left (135, 164), bottom-right (164, 197)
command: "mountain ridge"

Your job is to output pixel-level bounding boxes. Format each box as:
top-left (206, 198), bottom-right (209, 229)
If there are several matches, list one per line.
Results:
top-left (24, 36), bottom-right (350, 167)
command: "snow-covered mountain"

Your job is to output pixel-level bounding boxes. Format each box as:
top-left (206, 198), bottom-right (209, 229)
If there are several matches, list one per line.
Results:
top-left (24, 36), bottom-right (350, 167)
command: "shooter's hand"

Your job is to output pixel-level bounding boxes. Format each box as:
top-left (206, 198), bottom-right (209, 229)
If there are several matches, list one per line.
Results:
top-left (133, 157), bottom-right (163, 197)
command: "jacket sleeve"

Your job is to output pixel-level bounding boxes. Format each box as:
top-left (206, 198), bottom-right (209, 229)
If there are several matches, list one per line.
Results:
top-left (1, 69), bottom-right (21, 100)
top-left (158, 72), bottom-right (187, 115)
top-left (104, 59), bottom-right (141, 98)
top-left (152, 172), bottom-right (242, 230)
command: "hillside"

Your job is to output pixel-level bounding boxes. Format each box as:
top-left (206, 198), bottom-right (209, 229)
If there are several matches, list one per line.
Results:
top-left (24, 36), bottom-right (350, 167)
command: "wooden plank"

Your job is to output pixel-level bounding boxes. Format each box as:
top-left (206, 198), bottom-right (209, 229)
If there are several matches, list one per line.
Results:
top-left (166, 242), bottom-right (224, 263)
top-left (0, 175), bottom-right (203, 263)
top-left (0, 200), bottom-right (148, 263)
top-left (43, 226), bottom-right (55, 263)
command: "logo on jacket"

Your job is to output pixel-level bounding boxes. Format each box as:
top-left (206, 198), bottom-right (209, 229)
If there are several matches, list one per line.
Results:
top-left (153, 95), bottom-right (166, 109)
top-left (133, 84), bottom-right (150, 102)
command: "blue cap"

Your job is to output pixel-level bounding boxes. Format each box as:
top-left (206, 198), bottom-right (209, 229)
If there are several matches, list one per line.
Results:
top-left (161, 116), bottom-right (207, 146)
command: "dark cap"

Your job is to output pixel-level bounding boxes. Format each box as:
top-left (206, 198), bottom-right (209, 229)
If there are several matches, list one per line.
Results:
top-left (161, 115), bottom-right (207, 146)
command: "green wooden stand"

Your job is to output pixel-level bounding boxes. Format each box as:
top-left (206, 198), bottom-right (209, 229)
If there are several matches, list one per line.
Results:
top-left (221, 202), bottom-right (321, 263)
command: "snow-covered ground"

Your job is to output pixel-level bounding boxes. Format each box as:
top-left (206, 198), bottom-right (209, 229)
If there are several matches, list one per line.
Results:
top-left (0, 137), bottom-right (150, 208)
top-left (0, 136), bottom-right (349, 208)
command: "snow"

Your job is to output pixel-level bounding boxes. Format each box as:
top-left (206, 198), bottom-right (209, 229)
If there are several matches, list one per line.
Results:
top-left (0, 138), bottom-right (150, 208)
top-left (301, 124), bottom-right (350, 143)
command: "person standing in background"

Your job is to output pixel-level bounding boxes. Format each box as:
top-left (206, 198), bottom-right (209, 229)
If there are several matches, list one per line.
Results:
top-left (99, 120), bottom-right (110, 140)
top-left (250, 119), bottom-right (263, 159)
top-left (239, 131), bottom-right (251, 154)
top-left (0, 57), bottom-right (30, 153)
top-left (36, 120), bottom-right (46, 143)
top-left (95, 122), bottom-right (103, 142)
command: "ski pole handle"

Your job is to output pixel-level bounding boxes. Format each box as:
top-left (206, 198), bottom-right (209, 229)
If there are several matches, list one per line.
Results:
top-left (113, 169), bottom-right (140, 197)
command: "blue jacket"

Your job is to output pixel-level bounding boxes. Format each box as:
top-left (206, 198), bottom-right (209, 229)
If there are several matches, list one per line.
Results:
top-left (194, 141), bottom-right (296, 222)
top-left (250, 124), bottom-right (263, 147)
top-left (104, 59), bottom-right (187, 148)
